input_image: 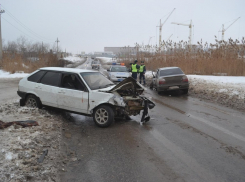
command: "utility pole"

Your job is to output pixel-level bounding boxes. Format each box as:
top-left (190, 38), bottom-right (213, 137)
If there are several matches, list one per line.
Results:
top-left (55, 37), bottom-right (60, 54)
top-left (0, 5), bottom-right (5, 64)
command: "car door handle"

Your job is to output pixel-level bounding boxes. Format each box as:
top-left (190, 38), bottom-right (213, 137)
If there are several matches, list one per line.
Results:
top-left (35, 86), bottom-right (41, 89)
top-left (58, 91), bottom-right (65, 94)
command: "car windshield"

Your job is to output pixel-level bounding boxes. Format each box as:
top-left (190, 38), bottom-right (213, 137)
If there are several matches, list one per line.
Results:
top-left (80, 72), bottom-right (114, 90)
top-left (111, 66), bottom-right (128, 72)
top-left (92, 61), bottom-right (99, 64)
top-left (160, 68), bottom-right (184, 76)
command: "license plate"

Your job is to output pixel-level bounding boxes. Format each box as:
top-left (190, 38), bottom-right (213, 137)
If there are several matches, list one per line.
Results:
top-left (118, 79), bottom-right (123, 81)
top-left (169, 86), bottom-right (179, 90)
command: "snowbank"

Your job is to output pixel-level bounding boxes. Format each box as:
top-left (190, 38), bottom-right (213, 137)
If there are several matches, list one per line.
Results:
top-left (0, 70), bottom-right (29, 78)
top-left (188, 75), bottom-right (245, 110)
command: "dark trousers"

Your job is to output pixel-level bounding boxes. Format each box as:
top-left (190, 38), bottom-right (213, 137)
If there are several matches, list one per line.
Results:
top-left (139, 73), bottom-right (145, 85)
top-left (132, 72), bottom-right (138, 80)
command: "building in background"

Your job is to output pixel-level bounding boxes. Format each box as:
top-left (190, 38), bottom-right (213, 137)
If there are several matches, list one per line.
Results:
top-left (104, 47), bottom-right (138, 57)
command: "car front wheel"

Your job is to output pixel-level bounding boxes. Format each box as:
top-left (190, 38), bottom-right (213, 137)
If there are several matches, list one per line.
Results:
top-left (25, 95), bottom-right (42, 109)
top-left (93, 105), bottom-right (114, 128)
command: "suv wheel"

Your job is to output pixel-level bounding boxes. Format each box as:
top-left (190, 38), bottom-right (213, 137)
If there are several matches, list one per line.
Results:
top-left (93, 105), bottom-right (114, 127)
top-left (25, 95), bottom-right (42, 109)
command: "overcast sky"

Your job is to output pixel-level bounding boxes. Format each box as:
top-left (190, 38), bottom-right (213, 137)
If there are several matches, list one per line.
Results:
top-left (1, 0), bottom-right (244, 54)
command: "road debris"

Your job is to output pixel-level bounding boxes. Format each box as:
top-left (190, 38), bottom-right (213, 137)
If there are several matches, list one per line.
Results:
top-left (38, 149), bottom-right (48, 163)
top-left (0, 120), bottom-right (38, 129)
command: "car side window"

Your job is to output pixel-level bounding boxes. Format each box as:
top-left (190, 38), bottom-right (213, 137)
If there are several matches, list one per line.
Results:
top-left (61, 73), bottom-right (86, 91)
top-left (28, 70), bottom-right (46, 82)
top-left (40, 71), bottom-right (61, 87)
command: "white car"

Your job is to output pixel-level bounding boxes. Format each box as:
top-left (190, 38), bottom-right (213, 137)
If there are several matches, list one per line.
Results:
top-left (107, 65), bottom-right (131, 82)
top-left (17, 67), bottom-right (155, 127)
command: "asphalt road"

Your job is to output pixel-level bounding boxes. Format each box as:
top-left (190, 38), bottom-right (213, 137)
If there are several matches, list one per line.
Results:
top-left (1, 59), bottom-right (245, 182)
top-left (0, 78), bottom-right (21, 104)
top-left (59, 58), bottom-right (245, 182)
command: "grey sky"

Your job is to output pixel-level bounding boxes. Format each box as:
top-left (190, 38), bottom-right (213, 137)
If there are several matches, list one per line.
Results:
top-left (1, 0), bottom-right (244, 53)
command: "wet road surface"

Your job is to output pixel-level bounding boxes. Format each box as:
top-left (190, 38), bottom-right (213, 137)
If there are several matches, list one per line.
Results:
top-left (59, 58), bottom-right (245, 182)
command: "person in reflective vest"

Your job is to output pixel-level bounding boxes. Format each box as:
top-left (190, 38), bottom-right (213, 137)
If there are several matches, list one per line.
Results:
top-left (139, 61), bottom-right (146, 85)
top-left (131, 60), bottom-right (139, 80)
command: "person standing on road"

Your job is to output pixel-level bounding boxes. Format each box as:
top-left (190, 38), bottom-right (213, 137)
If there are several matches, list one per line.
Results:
top-left (131, 60), bottom-right (140, 80)
top-left (139, 61), bottom-right (146, 85)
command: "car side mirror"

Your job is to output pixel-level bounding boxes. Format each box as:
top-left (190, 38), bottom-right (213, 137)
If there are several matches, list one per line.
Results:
top-left (152, 71), bottom-right (156, 78)
top-left (107, 69), bottom-right (110, 72)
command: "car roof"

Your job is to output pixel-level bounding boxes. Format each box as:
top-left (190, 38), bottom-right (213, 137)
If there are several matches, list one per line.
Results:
top-left (40, 67), bottom-right (97, 73)
top-left (110, 65), bottom-right (126, 67)
top-left (159, 67), bottom-right (180, 70)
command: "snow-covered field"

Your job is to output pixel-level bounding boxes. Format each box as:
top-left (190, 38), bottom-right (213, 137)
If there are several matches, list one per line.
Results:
top-left (63, 55), bottom-right (83, 62)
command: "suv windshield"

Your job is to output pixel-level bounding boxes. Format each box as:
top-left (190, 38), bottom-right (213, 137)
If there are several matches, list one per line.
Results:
top-left (160, 68), bottom-right (184, 76)
top-left (80, 72), bottom-right (114, 90)
top-left (111, 66), bottom-right (128, 72)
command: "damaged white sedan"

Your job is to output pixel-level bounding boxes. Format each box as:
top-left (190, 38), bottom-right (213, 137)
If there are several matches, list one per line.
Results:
top-left (17, 67), bottom-right (155, 127)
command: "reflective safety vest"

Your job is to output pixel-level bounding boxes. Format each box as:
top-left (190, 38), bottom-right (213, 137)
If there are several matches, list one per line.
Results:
top-left (139, 65), bottom-right (145, 73)
top-left (131, 64), bottom-right (138, 72)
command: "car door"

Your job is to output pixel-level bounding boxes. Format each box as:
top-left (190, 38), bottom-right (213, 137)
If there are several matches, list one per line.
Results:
top-left (36, 71), bottom-right (62, 107)
top-left (56, 73), bottom-right (89, 114)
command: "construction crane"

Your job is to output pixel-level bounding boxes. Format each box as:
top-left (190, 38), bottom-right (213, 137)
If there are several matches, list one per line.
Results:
top-left (157, 8), bottom-right (175, 48)
top-left (171, 20), bottom-right (193, 46)
top-left (220, 17), bottom-right (240, 41)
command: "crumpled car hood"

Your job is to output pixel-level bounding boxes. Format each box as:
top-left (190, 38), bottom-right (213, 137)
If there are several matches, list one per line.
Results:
top-left (108, 77), bottom-right (145, 93)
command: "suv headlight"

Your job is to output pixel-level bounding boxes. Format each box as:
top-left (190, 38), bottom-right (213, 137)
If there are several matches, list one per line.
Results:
top-left (111, 74), bottom-right (116, 78)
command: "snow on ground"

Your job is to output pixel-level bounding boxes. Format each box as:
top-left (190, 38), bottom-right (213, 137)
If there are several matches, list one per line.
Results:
top-left (63, 55), bottom-right (83, 62)
top-left (0, 70), bottom-right (29, 78)
top-left (0, 102), bottom-right (70, 181)
top-left (188, 75), bottom-right (245, 110)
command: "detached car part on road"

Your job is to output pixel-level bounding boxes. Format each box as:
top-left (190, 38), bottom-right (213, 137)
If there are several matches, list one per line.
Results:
top-left (150, 67), bottom-right (189, 94)
top-left (17, 67), bottom-right (155, 127)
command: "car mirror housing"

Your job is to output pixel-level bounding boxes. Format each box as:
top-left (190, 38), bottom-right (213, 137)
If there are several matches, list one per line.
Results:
top-left (107, 69), bottom-right (110, 72)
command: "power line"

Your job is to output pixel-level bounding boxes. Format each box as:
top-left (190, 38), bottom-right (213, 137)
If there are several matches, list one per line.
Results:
top-left (1, 4), bottom-right (53, 41)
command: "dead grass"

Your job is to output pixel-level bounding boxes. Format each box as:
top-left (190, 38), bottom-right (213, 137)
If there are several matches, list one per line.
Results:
top-left (120, 38), bottom-right (245, 76)
top-left (2, 53), bottom-right (65, 73)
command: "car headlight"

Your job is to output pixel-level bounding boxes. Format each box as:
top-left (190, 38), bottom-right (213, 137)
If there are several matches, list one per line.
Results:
top-left (111, 74), bottom-right (116, 78)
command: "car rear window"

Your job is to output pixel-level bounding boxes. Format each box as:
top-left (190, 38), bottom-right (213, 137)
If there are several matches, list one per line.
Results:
top-left (160, 68), bottom-right (184, 76)
top-left (28, 70), bottom-right (46, 82)
top-left (40, 71), bottom-right (61, 87)
top-left (111, 66), bottom-right (128, 72)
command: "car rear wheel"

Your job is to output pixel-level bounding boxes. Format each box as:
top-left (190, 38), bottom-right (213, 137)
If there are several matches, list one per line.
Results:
top-left (25, 95), bottom-right (42, 109)
top-left (182, 89), bottom-right (188, 94)
top-left (93, 105), bottom-right (114, 128)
